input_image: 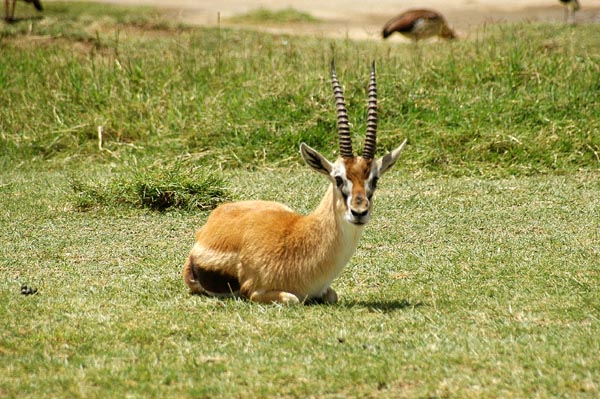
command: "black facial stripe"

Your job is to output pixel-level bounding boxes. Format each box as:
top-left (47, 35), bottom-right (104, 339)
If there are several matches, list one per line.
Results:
top-left (333, 175), bottom-right (350, 204)
top-left (342, 191), bottom-right (349, 204)
top-left (372, 176), bottom-right (379, 189)
top-left (366, 176), bottom-right (378, 199)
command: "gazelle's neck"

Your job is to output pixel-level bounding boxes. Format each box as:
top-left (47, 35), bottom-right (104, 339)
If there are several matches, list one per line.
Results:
top-left (298, 183), bottom-right (364, 297)
top-left (310, 184), bottom-right (365, 253)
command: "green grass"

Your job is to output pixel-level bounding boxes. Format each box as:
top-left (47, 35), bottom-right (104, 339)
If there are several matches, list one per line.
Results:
top-left (2, 166), bottom-right (599, 398)
top-left (227, 7), bottom-right (320, 25)
top-left (1, 2), bottom-right (600, 398)
top-left (1, 3), bottom-right (598, 176)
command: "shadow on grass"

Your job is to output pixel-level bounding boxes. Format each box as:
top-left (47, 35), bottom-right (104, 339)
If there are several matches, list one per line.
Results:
top-left (340, 298), bottom-right (425, 313)
top-left (4, 16), bottom-right (44, 24)
top-left (188, 293), bottom-right (425, 312)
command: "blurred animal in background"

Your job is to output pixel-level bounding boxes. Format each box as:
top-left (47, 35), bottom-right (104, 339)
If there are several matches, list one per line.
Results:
top-left (4, 0), bottom-right (43, 22)
top-left (382, 9), bottom-right (456, 41)
top-left (559, 0), bottom-right (580, 23)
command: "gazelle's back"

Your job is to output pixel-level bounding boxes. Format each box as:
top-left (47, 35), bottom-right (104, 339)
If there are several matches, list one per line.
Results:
top-left (198, 200), bottom-right (294, 242)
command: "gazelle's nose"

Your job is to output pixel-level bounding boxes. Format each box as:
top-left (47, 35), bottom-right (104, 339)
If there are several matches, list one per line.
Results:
top-left (352, 193), bottom-right (369, 208)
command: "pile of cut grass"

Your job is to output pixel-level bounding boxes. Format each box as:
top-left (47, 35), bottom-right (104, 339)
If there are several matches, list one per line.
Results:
top-left (71, 163), bottom-right (229, 212)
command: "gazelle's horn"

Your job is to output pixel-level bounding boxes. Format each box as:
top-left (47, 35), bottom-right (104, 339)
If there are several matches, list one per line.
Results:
top-left (363, 62), bottom-right (377, 160)
top-left (331, 60), bottom-right (353, 158)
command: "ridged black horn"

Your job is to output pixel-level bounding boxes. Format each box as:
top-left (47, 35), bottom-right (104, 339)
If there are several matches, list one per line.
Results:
top-left (363, 62), bottom-right (377, 160)
top-left (331, 60), bottom-right (353, 159)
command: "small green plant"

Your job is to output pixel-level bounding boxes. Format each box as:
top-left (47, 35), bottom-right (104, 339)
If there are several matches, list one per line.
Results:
top-left (71, 164), bottom-right (229, 212)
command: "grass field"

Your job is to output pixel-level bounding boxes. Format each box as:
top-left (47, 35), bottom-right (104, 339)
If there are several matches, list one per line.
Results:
top-left (1, 2), bottom-right (599, 398)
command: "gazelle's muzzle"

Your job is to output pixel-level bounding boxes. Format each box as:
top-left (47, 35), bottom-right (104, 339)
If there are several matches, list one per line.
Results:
top-left (346, 194), bottom-right (371, 225)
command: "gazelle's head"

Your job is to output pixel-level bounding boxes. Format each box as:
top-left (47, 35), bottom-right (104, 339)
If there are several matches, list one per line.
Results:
top-left (301, 61), bottom-right (407, 226)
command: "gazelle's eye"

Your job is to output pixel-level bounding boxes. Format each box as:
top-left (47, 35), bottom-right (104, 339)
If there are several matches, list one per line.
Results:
top-left (334, 176), bottom-right (344, 189)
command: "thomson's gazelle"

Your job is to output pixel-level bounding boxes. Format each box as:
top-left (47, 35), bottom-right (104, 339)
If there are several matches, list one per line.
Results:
top-left (183, 62), bottom-right (407, 305)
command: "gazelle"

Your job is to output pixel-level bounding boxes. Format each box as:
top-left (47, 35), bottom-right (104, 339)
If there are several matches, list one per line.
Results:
top-left (183, 62), bottom-right (407, 305)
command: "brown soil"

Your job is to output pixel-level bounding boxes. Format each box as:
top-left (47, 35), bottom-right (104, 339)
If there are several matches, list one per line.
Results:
top-left (77, 0), bottom-right (600, 40)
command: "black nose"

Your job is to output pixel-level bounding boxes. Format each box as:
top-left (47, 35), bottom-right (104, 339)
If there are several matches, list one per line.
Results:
top-left (351, 209), bottom-right (369, 218)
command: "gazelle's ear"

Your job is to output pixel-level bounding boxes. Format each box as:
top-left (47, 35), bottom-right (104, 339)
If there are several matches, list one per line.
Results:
top-left (300, 143), bottom-right (333, 176)
top-left (376, 139), bottom-right (407, 176)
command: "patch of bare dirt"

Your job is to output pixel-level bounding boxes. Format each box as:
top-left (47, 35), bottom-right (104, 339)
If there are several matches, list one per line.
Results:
top-left (65, 0), bottom-right (600, 40)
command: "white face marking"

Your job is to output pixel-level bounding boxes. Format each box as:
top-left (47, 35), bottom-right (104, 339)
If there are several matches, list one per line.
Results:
top-left (344, 179), bottom-right (354, 214)
top-left (331, 160), bottom-right (374, 226)
top-left (331, 162), bottom-right (352, 222)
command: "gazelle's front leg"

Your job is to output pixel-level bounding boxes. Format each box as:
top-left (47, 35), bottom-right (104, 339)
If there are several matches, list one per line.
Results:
top-left (321, 287), bottom-right (338, 304)
top-left (249, 290), bottom-right (301, 305)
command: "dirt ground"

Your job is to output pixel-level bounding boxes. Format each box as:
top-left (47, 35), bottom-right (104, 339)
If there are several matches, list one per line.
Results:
top-left (81, 0), bottom-right (600, 40)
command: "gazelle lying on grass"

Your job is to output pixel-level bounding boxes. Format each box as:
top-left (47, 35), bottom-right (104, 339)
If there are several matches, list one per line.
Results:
top-left (183, 62), bottom-right (407, 304)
